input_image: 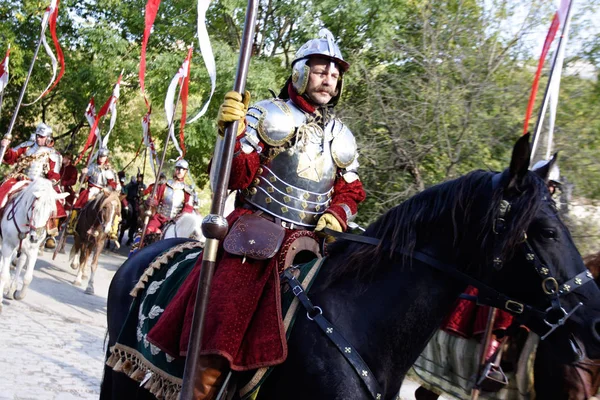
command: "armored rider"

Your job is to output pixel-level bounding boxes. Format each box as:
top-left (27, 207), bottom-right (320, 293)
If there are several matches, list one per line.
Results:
top-left (145, 159), bottom-right (195, 236)
top-left (145, 31), bottom-right (366, 399)
top-left (68, 147), bottom-right (120, 241)
top-left (0, 123), bottom-right (65, 223)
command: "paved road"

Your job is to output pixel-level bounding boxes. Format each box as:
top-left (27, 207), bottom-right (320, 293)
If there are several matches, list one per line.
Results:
top-left (0, 238), bottom-right (126, 400)
top-left (0, 238), bottom-right (433, 400)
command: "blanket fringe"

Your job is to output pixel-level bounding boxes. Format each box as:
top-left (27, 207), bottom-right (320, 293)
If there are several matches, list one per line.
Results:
top-left (107, 344), bottom-right (182, 400)
top-left (130, 240), bottom-right (204, 298)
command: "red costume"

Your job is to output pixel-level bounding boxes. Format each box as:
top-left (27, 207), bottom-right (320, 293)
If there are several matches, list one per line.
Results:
top-left (0, 144), bottom-right (65, 218)
top-left (148, 86), bottom-right (366, 370)
top-left (443, 285), bottom-right (514, 338)
top-left (145, 178), bottom-right (195, 234)
top-left (59, 163), bottom-right (78, 210)
top-left (72, 161), bottom-right (118, 210)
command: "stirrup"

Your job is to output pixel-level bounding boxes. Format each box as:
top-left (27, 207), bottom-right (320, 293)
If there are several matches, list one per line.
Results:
top-left (477, 362), bottom-right (508, 392)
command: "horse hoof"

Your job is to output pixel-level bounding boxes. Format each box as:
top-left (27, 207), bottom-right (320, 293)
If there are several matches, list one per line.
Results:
top-left (85, 286), bottom-right (94, 295)
top-left (14, 288), bottom-right (27, 300)
top-left (73, 280), bottom-right (82, 287)
top-left (4, 290), bottom-right (15, 301)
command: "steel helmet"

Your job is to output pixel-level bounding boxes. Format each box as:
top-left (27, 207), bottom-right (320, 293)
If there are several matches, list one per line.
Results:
top-left (175, 159), bottom-right (189, 170)
top-left (291, 29), bottom-right (349, 98)
top-left (532, 158), bottom-right (561, 185)
top-left (98, 147), bottom-right (110, 157)
top-left (35, 123), bottom-right (53, 138)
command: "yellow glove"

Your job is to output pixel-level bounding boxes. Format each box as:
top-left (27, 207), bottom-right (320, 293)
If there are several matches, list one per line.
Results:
top-left (314, 213), bottom-right (343, 243)
top-left (217, 90), bottom-right (251, 137)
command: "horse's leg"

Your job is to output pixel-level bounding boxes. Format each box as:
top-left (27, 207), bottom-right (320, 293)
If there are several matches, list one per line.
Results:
top-left (72, 240), bottom-right (85, 286)
top-left (15, 246), bottom-right (39, 300)
top-left (85, 241), bottom-right (103, 295)
top-left (0, 246), bottom-right (16, 310)
top-left (6, 249), bottom-right (27, 300)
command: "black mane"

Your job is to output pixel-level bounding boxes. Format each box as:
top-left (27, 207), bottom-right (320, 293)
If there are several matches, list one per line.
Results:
top-left (327, 169), bottom-right (550, 282)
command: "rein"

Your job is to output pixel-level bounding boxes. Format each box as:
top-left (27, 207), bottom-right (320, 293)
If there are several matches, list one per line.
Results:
top-left (323, 172), bottom-right (594, 341)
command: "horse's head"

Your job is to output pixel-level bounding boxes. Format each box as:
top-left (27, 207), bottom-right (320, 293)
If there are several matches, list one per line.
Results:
top-left (483, 135), bottom-right (600, 364)
top-left (27, 179), bottom-right (69, 242)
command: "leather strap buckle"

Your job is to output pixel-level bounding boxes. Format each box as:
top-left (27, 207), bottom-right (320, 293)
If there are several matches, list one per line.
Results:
top-left (505, 300), bottom-right (524, 314)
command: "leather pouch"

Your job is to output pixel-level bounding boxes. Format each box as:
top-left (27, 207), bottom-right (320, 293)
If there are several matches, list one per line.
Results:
top-left (223, 213), bottom-right (285, 260)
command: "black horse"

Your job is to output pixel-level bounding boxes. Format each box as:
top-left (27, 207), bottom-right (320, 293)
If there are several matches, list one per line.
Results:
top-left (101, 135), bottom-right (600, 400)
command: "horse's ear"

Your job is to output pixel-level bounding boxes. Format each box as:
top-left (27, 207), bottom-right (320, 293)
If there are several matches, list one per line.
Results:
top-left (532, 152), bottom-right (559, 183)
top-left (507, 133), bottom-right (532, 190)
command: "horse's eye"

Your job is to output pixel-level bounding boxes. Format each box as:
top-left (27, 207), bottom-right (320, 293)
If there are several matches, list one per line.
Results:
top-left (541, 228), bottom-right (557, 239)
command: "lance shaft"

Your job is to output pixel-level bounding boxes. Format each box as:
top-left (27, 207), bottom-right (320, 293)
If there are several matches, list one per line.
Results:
top-left (530, 0), bottom-right (575, 163)
top-left (180, 0), bottom-right (258, 397)
top-left (138, 84), bottom-right (183, 249)
top-left (4, 22), bottom-right (48, 143)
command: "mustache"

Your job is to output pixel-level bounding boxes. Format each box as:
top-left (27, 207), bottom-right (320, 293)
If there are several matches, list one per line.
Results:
top-left (315, 85), bottom-right (338, 97)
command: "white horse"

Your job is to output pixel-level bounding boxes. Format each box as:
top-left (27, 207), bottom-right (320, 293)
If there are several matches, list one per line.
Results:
top-left (0, 179), bottom-right (69, 311)
top-left (163, 212), bottom-right (205, 244)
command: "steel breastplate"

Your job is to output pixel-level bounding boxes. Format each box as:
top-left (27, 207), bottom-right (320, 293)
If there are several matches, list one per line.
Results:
top-left (23, 146), bottom-right (52, 179)
top-left (242, 126), bottom-right (337, 227)
top-left (158, 180), bottom-right (185, 219)
top-left (88, 164), bottom-right (109, 188)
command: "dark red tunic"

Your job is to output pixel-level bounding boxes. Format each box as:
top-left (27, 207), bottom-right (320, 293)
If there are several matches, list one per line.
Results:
top-left (148, 98), bottom-right (366, 370)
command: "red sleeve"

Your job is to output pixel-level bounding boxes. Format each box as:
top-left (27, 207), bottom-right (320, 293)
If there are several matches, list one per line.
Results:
top-left (46, 159), bottom-right (61, 182)
top-left (227, 137), bottom-right (261, 190)
top-left (181, 192), bottom-right (194, 214)
top-left (325, 177), bottom-right (366, 231)
top-left (143, 184), bottom-right (154, 196)
top-left (3, 147), bottom-right (26, 165)
top-left (155, 183), bottom-right (166, 203)
top-left (107, 179), bottom-right (117, 190)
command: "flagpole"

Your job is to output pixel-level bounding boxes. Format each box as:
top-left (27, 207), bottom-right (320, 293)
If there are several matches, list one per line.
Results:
top-left (4, 19), bottom-right (49, 144)
top-left (530, 0), bottom-right (575, 163)
top-left (180, 0), bottom-right (258, 396)
top-left (138, 84), bottom-right (184, 249)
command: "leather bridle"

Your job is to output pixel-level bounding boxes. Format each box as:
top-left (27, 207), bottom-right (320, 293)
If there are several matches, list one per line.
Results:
top-left (324, 172), bottom-right (595, 341)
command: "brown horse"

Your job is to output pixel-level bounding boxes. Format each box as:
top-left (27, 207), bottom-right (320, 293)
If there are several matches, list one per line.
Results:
top-left (69, 192), bottom-right (120, 294)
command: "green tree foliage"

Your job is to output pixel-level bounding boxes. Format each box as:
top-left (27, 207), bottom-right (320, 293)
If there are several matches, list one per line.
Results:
top-left (0, 0), bottom-right (598, 249)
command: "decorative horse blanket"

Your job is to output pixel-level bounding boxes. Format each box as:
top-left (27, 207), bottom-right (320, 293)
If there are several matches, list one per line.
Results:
top-left (107, 239), bottom-right (323, 400)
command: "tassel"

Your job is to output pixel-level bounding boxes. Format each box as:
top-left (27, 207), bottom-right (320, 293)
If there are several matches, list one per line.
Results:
top-left (141, 275), bottom-right (149, 283)
top-left (113, 358), bottom-right (124, 372)
top-left (122, 359), bottom-right (133, 374)
top-left (146, 268), bottom-right (155, 277)
top-left (143, 376), bottom-right (155, 391)
top-left (154, 386), bottom-right (164, 399)
top-left (106, 352), bottom-right (118, 367)
top-left (150, 379), bottom-right (162, 394)
top-left (130, 367), bottom-right (147, 381)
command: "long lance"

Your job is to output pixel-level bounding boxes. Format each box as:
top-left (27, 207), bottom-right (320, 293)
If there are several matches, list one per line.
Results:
top-left (138, 85), bottom-right (184, 249)
top-left (530, 0), bottom-right (575, 163)
top-left (52, 136), bottom-right (99, 260)
top-left (1, 15), bottom-right (50, 166)
top-left (180, 0), bottom-right (258, 396)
